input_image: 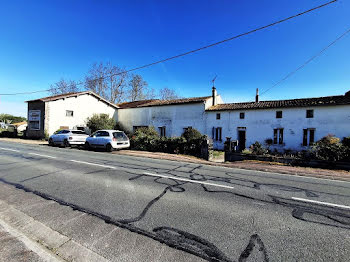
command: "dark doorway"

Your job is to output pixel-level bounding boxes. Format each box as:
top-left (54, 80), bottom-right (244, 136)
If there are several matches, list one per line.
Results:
top-left (238, 130), bottom-right (246, 152)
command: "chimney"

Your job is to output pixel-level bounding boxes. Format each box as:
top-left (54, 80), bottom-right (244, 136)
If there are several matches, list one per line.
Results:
top-left (255, 88), bottom-right (259, 103)
top-left (212, 86), bottom-right (217, 106)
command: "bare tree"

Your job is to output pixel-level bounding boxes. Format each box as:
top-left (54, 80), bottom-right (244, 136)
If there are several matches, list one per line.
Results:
top-left (128, 74), bottom-right (149, 101)
top-left (49, 79), bottom-right (79, 95)
top-left (85, 62), bottom-right (128, 104)
top-left (146, 87), bottom-right (157, 100)
top-left (159, 87), bottom-right (180, 100)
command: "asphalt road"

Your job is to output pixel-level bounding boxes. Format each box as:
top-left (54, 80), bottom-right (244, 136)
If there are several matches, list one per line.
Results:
top-left (0, 140), bottom-right (349, 262)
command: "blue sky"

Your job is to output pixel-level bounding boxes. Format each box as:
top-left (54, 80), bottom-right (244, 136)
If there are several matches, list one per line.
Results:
top-left (0, 0), bottom-right (349, 117)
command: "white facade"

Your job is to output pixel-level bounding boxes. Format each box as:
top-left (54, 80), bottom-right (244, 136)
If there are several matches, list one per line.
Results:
top-left (31, 93), bottom-right (118, 136)
top-left (27, 89), bottom-right (350, 152)
top-left (207, 105), bottom-right (350, 151)
top-left (118, 103), bottom-right (207, 136)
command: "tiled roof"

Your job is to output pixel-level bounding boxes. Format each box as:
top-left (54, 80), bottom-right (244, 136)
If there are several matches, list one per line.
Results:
top-left (207, 94), bottom-right (350, 111)
top-left (117, 96), bottom-right (212, 109)
top-left (26, 91), bottom-right (119, 109)
top-left (11, 121), bottom-right (27, 126)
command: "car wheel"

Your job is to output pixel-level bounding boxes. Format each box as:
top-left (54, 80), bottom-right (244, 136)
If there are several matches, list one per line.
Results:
top-left (48, 138), bottom-right (54, 146)
top-left (63, 140), bottom-right (70, 148)
top-left (106, 143), bottom-right (113, 152)
top-left (84, 142), bottom-right (91, 150)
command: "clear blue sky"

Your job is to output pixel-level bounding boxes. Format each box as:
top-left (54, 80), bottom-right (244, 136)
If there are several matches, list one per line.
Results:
top-left (0, 0), bottom-right (349, 117)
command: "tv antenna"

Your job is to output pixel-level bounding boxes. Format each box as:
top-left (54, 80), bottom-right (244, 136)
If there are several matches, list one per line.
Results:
top-left (212, 75), bottom-right (217, 87)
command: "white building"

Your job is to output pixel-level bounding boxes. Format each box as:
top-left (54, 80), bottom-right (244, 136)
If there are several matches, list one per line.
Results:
top-left (26, 91), bottom-right (118, 138)
top-left (117, 88), bottom-right (223, 136)
top-left (26, 88), bottom-right (350, 152)
top-left (206, 90), bottom-right (350, 151)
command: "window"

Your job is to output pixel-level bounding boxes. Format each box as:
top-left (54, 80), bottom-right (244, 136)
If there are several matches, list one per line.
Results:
top-left (216, 113), bottom-right (221, 120)
top-left (276, 111), bottom-right (282, 119)
top-left (66, 110), bottom-right (74, 117)
top-left (158, 126), bottom-right (166, 137)
top-left (29, 121), bottom-right (40, 130)
top-left (240, 112), bottom-right (245, 119)
top-left (71, 130), bottom-right (86, 135)
top-left (61, 130), bottom-right (70, 134)
top-left (273, 128), bottom-right (283, 144)
top-left (306, 109), bottom-right (314, 118)
top-left (303, 128), bottom-right (315, 146)
top-left (96, 131), bottom-right (109, 137)
top-left (113, 132), bottom-right (128, 141)
top-left (213, 127), bottom-right (222, 141)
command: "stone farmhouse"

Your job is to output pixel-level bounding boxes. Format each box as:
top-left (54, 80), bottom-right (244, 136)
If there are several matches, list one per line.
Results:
top-left (26, 88), bottom-right (350, 151)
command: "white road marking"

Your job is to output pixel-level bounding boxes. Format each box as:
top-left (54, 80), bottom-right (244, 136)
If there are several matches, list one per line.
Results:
top-left (292, 197), bottom-right (350, 210)
top-left (70, 160), bottom-right (116, 169)
top-left (0, 147), bottom-right (20, 152)
top-left (143, 172), bottom-right (235, 190)
top-left (28, 153), bottom-right (57, 159)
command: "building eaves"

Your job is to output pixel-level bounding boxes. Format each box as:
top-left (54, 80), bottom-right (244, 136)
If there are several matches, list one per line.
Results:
top-left (117, 96), bottom-right (212, 109)
top-left (206, 94), bottom-right (350, 111)
top-left (26, 91), bottom-right (119, 109)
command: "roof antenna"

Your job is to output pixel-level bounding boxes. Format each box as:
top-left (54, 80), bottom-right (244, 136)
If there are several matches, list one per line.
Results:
top-left (212, 75), bottom-right (217, 88)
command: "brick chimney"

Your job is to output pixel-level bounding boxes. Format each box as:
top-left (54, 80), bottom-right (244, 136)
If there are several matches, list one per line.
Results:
top-left (212, 86), bottom-right (217, 106)
top-left (255, 88), bottom-right (259, 103)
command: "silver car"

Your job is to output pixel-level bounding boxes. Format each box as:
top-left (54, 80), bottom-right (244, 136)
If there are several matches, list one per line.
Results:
top-left (85, 130), bottom-right (130, 152)
top-left (49, 129), bottom-right (89, 147)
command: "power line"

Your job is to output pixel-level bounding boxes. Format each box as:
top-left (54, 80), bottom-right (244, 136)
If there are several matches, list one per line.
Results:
top-left (260, 26), bottom-right (350, 96)
top-left (0, 89), bottom-right (53, 96)
top-left (0, 0), bottom-right (337, 96)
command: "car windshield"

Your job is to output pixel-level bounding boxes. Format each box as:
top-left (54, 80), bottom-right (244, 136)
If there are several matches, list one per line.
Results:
top-left (71, 130), bottom-right (86, 135)
top-left (113, 132), bottom-right (128, 141)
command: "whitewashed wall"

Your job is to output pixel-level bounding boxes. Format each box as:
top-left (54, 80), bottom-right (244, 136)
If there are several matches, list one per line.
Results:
top-left (46, 94), bottom-right (117, 135)
top-left (117, 103), bottom-right (208, 136)
top-left (206, 105), bottom-right (350, 151)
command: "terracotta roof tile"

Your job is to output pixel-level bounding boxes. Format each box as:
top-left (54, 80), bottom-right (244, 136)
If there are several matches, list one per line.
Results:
top-left (117, 96), bottom-right (211, 109)
top-left (207, 94), bottom-right (350, 111)
top-left (26, 91), bottom-right (119, 109)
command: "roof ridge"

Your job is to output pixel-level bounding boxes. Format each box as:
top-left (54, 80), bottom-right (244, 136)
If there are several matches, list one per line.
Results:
top-left (207, 93), bottom-right (350, 111)
top-left (222, 94), bottom-right (345, 105)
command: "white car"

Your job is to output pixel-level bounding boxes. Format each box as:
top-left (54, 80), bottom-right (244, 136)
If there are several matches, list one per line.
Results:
top-left (85, 130), bottom-right (130, 152)
top-left (49, 130), bottom-right (89, 147)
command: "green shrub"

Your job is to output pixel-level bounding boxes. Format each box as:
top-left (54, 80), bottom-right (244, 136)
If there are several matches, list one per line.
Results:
top-left (342, 136), bottom-right (350, 148)
top-left (114, 121), bottom-right (132, 137)
top-left (0, 114), bottom-right (26, 124)
top-left (310, 135), bottom-right (346, 162)
top-left (129, 126), bottom-right (206, 157)
top-left (242, 148), bottom-right (252, 154)
top-left (130, 126), bottom-right (159, 151)
top-left (182, 128), bottom-right (204, 141)
top-left (86, 114), bottom-right (115, 133)
top-left (54, 129), bottom-right (63, 134)
top-left (44, 129), bottom-right (49, 141)
top-left (250, 141), bottom-right (268, 155)
top-left (264, 138), bottom-right (273, 152)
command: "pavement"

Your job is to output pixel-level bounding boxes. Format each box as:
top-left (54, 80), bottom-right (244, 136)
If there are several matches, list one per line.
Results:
top-left (0, 140), bottom-right (349, 261)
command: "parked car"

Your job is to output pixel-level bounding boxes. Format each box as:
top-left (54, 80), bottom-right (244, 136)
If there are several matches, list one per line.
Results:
top-left (49, 129), bottom-right (89, 147)
top-left (85, 130), bottom-right (130, 152)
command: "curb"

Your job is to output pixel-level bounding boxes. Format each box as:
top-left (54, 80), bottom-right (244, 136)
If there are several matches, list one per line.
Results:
top-left (0, 182), bottom-right (204, 262)
top-left (0, 200), bottom-right (108, 262)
